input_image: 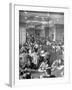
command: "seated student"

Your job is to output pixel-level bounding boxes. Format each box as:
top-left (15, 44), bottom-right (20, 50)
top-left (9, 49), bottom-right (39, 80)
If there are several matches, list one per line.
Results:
top-left (22, 69), bottom-right (32, 79)
top-left (46, 40), bottom-right (51, 46)
top-left (40, 65), bottom-right (56, 78)
top-left (51, 58), bottom-right (64, 77)
top-left (38, 60), bottom-right (48, 72)
top-left (51, 59), bottom-right (64, 71)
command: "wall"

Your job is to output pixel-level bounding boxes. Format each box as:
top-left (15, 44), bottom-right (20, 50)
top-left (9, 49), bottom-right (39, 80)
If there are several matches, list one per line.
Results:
top-left (19, 26), bottom-right (26, 45)
top-left (56, 24), bottom-right (64, 42)
top-left (0, 0), bottom-right (72, 89)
